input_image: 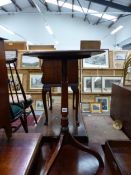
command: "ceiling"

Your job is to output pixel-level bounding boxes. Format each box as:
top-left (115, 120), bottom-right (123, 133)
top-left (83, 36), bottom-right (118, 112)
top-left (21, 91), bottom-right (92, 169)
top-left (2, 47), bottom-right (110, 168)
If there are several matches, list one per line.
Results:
top-left (0, 0), bottom-right (131, 28)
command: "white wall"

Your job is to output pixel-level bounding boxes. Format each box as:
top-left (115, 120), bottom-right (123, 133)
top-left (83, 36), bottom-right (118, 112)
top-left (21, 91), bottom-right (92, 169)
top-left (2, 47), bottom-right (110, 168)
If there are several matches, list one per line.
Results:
top-left (0, 13), bottom-right (115, 49)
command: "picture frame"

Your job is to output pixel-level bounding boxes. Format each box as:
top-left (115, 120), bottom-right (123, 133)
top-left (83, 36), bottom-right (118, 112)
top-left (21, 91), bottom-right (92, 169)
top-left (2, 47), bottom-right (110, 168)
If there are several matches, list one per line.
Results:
top-left (5, 50), bottom-right (17, 68)
top-left (113, 50), bottom-right (128, 60)
top-left (81, 102), bottom-right (90, 113)
top-left (8, 73), bottom-right (23, 92)
top-left (5, 50), bottom-right (17, 59)
top-left (35, 100), bottom-right (44, 111)
top-left (83, 50), bottom-right (109, 68)
top-left (95, 96), bottom-right (109, 112)
top-left (21, 55), bottom-right (40, 69)
top-left (90, 102), bottom-right (102, 113)
top-left (92, 77), bottom-right (102, 93)
top-left (113, 50), bottom-right (128, 69)
top-left (102, 76), bottom-right (122, 93)
top-left (29, 73), bottom-right (43, 90)
top-left (83, 77), bottom-right (92, 92)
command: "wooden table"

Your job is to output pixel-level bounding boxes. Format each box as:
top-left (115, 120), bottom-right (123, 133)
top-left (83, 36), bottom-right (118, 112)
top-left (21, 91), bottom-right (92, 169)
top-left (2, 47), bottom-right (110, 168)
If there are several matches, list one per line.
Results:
top-left (24, 49), bottom-right (105, 175)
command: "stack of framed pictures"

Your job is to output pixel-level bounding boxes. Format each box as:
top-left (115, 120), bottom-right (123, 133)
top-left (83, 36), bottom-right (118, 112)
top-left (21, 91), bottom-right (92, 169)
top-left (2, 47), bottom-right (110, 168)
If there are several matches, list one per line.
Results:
top-left (81, 96), bottom-right (111, 113)
top-left (83, 76), bottom-right (123, 93)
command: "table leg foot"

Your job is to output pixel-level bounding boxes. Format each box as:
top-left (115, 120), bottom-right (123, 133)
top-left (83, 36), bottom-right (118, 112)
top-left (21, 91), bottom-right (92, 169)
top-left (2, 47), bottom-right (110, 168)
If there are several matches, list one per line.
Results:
top-left (43, 131), bottom-right (104, 175)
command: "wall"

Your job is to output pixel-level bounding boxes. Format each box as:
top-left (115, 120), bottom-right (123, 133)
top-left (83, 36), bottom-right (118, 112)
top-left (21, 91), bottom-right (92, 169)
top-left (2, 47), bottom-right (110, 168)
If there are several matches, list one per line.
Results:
top-left (0, 12), bottom-right (115, 49)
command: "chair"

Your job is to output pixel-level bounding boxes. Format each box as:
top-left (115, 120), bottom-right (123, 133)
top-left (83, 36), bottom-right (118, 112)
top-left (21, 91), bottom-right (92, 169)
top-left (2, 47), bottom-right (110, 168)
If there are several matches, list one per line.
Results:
top-left (41, 59), bottom-right (79, 125)
top-left (6, 57), bottom-right (37, 131)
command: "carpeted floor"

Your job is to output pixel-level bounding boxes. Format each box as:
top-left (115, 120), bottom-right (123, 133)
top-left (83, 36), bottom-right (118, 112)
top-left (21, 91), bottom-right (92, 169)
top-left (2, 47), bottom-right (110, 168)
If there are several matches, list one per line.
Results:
top-left (83, 113), bottom-right (129, 144)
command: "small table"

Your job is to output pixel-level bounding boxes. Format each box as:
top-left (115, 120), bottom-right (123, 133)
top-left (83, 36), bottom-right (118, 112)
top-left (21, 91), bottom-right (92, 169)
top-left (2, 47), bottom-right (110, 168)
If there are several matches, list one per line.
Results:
top-left (24, 50), bottom-right (105, 175)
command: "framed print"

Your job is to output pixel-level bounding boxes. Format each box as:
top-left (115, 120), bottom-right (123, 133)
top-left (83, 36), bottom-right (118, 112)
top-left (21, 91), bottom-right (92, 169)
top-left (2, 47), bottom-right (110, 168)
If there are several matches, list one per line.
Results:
top-left (92, 77), bottom-right (102, 93)
top-left (113, 50), bottom-right (128, 60)
top-left (83, 50), bottom-right (109, 68)
top-left (29, 73), bottom-right (43, 90)
top-left (113, 50), bottom-right (128, 69)
top-left (90, 102), bottom-right (102, 113)
top-left (96, 96), bottom-right (109, 112)
top-left (81, 102), bottom-right (90, 113)
top-left (102, 77), bottom-right (122, 93)
top-left (21, 55), bottom-right (40, 69)
top-left (5, 50), bottom-right (17, 68)
top-left (5, 50), bottom-right (17, 59)
top-left (8, 73), bottom-right (23, 92)
top-left (52, 96), bottom-right (61, 104)
top-left (83, 77), bottom-right (92, 92)
top-left (35, 100), bottom-right (44, 111)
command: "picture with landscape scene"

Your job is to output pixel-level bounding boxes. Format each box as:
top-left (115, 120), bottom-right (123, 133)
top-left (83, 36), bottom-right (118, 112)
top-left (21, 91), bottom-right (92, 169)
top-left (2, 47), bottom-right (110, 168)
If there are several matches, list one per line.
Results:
top-left (22, 55), bottom-right (40, 68)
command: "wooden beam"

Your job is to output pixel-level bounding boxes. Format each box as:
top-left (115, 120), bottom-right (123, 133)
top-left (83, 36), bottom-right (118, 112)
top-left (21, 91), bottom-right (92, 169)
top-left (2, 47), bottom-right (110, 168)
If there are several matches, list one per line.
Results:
top-left (0, 7), bottom-right (8, 12)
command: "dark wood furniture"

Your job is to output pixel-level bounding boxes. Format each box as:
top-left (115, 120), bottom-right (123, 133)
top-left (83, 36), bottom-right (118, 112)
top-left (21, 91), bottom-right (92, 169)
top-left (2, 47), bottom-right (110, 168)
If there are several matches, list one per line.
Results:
top-left (0, 37), bottom-right (12, 138)
top-left (24, 50), bottom-right (105, 175)
top-left (0, 133), bottom-right (42, 175)
top-left (105, 140), bottom-right (131, 175)
top-left (41, 59), bottom-right (79, 126)
top-left (110, 83), bottom-right (131, 139)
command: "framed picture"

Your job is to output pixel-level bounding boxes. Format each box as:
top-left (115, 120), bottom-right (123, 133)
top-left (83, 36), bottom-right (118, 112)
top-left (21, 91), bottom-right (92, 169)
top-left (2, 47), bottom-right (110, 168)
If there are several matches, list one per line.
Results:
top-left (8, 73), bottom-right (23, 92)
top-left (113, 50), bottom-right (128, 60)
top-left (21, 55), bottom-right (40, 69)
top-left (113, 50), bottom-right (128, 69)
top-left (5, 50), bottom-right (17, 68)
top-left (83, 77), bottom-right (92, 92)
top-left (52, 95), bottom-right (61, 104)
top-left (29, 73), bottom-right (43, 90)
top-left (95, 96), bottom-right (109, 112)
top-left (83, 50), bottom-right (109, 68)
top-left (81, 102), bottom-right (90, 113)
top-left (102, 77), bottom-right (122, 93)
top-left (92, 77), bottom-right (102, 93)
top-left (35, 100), bottom-right (44, 111)
top-left (90, 102), bottom-right (102, 113)
top-left (5, 50), bottom-right (17, 59)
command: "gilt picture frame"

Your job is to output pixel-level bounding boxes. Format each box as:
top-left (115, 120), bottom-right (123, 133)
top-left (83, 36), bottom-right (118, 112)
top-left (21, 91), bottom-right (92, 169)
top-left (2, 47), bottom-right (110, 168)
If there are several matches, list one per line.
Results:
top-left (21, 55), bottom-right (40, 69)
top-left (29, 73), bottom-right (43, 90)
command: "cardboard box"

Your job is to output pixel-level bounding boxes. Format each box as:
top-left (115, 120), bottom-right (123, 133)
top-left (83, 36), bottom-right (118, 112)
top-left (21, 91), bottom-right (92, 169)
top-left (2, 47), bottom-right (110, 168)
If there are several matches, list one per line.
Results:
top-left (80, 40), bottom-right (101, 49)
top-left (4, 41), bottom-right (27, 50)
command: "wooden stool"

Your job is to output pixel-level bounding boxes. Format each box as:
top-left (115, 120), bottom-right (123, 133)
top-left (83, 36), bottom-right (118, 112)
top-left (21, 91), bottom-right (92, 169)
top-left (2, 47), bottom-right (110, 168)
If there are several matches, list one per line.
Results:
top-left (41, 59), bottom-right (79, 125)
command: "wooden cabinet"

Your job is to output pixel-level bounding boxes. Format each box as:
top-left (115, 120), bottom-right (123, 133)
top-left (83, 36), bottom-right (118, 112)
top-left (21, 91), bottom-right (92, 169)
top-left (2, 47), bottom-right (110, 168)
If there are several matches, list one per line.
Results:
top-left (110, 84), bottom-right (131, 139)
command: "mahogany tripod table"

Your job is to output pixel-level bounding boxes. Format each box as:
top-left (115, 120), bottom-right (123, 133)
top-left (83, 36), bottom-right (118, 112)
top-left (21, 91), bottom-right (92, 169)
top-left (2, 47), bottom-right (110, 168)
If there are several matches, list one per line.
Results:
top-left (24, 50), bottom-right (105, 175)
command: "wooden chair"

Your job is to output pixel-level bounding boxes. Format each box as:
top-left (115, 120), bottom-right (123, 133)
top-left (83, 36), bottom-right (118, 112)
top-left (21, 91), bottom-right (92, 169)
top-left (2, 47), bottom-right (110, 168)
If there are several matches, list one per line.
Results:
top-left (6, 57), bottom-right (37, 130)
top-left (41, 59), bottom-right (79, 125)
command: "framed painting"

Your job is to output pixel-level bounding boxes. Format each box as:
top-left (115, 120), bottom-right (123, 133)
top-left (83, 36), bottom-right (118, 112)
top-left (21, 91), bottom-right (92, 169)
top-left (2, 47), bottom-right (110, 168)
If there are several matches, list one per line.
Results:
top-left (90, 102), bottom-right (102, 113)
top-left (21, 55), bottom-right (40, 69)
top-left (113, 50), bottom-right (128, 69)
top-left (81, 102), bottom-right (90, 113)
top-left (5, 50), bottom-right (17, 59)
top-left (29, 73), bottom-right (43, 90)
top-left (83, 50), bottom-right (109, 68)
top-left (8, 73), bottom-right (23, 92)
top-left (92, 77), bottom-right (102, 93)
top-left (95, 96), bottom-right (109, 112)
top-left (5, 50), bottom-right (17, 68)
top-left (83, 77), bottom-right (92, 92)
top-left (35, 100), bottom-right (44, 111)
top-left (102, 77), bottom-right (122, 93)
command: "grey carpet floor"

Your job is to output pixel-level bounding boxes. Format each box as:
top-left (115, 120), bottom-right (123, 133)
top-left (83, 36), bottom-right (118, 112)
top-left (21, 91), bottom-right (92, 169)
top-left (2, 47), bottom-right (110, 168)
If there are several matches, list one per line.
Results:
top-left (83, 113), bottom-right (129, 144)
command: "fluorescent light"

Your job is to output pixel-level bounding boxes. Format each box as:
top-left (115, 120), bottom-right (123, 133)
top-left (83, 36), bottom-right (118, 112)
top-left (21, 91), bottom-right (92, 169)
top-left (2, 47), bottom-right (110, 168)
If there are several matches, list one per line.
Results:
top-left (45, 0), bottom-right (117, 21)
top-left (111, 25), bottom-right (123, 35)
top-left (0, 25), bottom-right (15, 35)
top-left (45, 24), bottom-right (53, 35)
top-left (0, 0), bottom-right (12, 6)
